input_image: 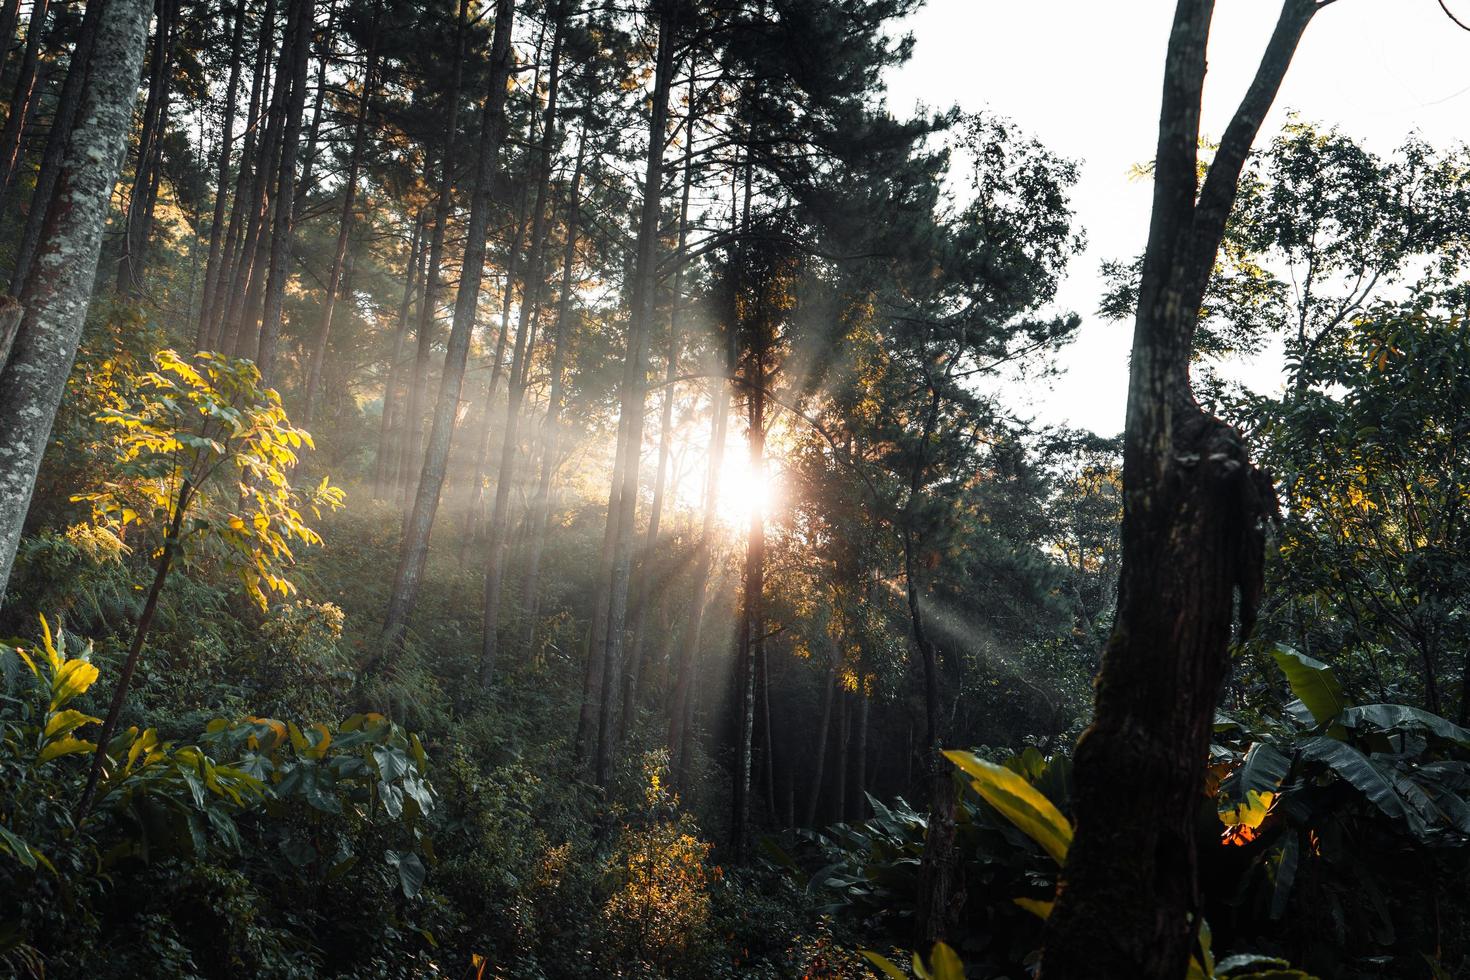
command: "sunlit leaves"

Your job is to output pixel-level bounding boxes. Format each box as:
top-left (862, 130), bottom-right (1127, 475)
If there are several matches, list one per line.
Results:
top-left (76, 349), bottom-right (344, 611)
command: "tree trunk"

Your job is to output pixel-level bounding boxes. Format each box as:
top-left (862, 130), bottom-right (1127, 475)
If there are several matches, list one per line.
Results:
top-left (397, 0), bottom-right (467, 499)
top-left (194, 0), bottom-right (247, 349)
top-left (77, 480), bottom-right (191, 820)
top-left (292, 0), bottom-right (335, 225)
top-left (1039, 3), bottom-right (1321, 977)
top-left (380, 0), bottom-right (514, 650)
top-left (621, 64), bottom-right (696, 740)
top-left (301, 1), bottom-right (379, 426)
top-left (480, 15), bottom-right (566, 683)
top-left (666, 293), bottom-right (734, 782)
top-left (221, 0), bottom-right (287, 359)
top-left (201, 0), bottom-right (275, 350)
top-left (0, 0), bottom-right (151, 600)
top-left (115, 0), bottom-right (180, 294)
top-left (0, 0), bottom-right (50, 200)
top-left (520, 130), bottom-right (585, 651)
top-left (805, 666), bottom-right (835, 826)
top-left (7, 0), bottom-right (104, 297)
top-left (590, 0), bottom-right (679, 785)
top-left (730, 313), bottom-right (767, 859)
top-left (255, 0), bottom-right (315, 382)
top-left (374, 210), bottom-right (425, 500)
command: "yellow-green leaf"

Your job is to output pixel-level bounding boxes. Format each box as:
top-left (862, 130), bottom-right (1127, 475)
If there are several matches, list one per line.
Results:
top-left (945, 750), bottom-right (1073, 865)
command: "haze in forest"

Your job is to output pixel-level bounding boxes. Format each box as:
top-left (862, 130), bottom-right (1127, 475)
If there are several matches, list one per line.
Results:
top-left (2, 0), bottom-right (1470, 977)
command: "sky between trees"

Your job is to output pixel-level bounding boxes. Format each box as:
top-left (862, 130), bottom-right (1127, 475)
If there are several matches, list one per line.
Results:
top-left (890, 0), bottom-right (1470, 433)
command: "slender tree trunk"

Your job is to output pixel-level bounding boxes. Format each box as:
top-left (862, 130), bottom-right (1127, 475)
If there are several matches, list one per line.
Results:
top-left (292, 0), bottom-right (334, 224)
top-left (621, 65), bottom-right (696, 738)
top-left (805, 666), bottom-right (835, 826)
top-left (666, 310), bottom-right (733, 780)
top-left (195, 0), bottom-right (247, 349)
top-left (77, 481), bottom-right (191, 820)
top-left (221, 0), bottom-right (286, 359)
top-left (0, 0), bottom-right (151, 600)
top-left (301, 2), bottom-right (379, 425)
top-left (255, 0), bottom-right (315, 382)
top-left (0, 0), bottom-right (50, 200)
top-left (458, 186), bottom-right (525, 554)
top-left (479, 13), bottom-right (565, 683)
top-left (203, 0), bottom-right (274, 350)
top-left (115, 0), bottom-right (180, 295)
top-left (375, 210), bottom-right (425, 500)
top-left (380, 0), bottom-right (514, 650)
top-left (520, 130), bottom-right (585, 650)
top-left (731, 314), bottom-right (767, 858)
top-left (0, 0), bottom-right (22, 82)
top-left (591, 0), bottom-right (679, 785)
top-left (400, 0), bottom-right (468, 499)
top-left (7, 0), bottom-right (104, 296)
top-left (1040, 3), bottom-right (1320, 976)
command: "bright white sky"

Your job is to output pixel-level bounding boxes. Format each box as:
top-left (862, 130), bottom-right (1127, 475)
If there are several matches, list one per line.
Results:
top-left (887, 0), bottom-right (1470, 436)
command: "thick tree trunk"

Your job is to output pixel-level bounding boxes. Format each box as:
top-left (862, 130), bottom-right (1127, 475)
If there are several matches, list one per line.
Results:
top-left (1039, 3), bottom-right (1320, 977)
top-left (480, 16), bottom-right (566, 683)
top-left (0, 0), bottom-right (151, 600)
top-left (292, 0), bottom-right (335, 225)
top-left (588, 0), bottom-right (679, 785)
top-left (380, 0), bottom-right (514, 650)
top-left (255, 0), bottom-right (315, 382)
top-left (194, 0), bottom-right (247, 349)
top-left (301, 3), bottom-right (379, 426)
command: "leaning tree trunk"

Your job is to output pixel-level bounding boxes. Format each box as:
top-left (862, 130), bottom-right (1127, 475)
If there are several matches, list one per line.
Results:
top-left (0, 0), bottom-right (152, 600)
top-left (380, 0), bottom-right (515, 651)
top-left (1039, 2), bottom-right (1324, 977)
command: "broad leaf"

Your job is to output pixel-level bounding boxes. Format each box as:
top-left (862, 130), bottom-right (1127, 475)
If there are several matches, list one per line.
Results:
top-left (945, 750), bottom-right (1072, 865)
top-left (1271, 648), bottom-right (1346, 725)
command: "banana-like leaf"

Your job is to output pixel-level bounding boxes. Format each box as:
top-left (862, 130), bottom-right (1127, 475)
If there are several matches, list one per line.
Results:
top-left (945, 750), bottom-right (1072, 865)
top-left (1232, 743), bottom-right (1291, 800)
top-left (1272, 648), bottom-right (1346, 726)
top-left (1299, 737), bottom-right (1405, 823)
top-left (1339, 704), bottom-right (1470, 748)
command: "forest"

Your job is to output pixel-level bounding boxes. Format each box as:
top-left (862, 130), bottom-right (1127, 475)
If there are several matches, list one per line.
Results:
top-left (0, 0), bottom-right (1468, 975)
